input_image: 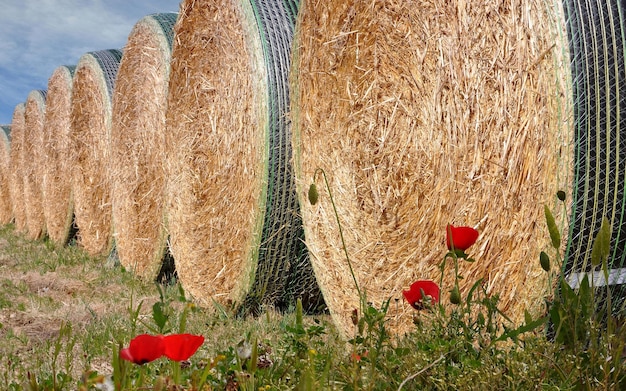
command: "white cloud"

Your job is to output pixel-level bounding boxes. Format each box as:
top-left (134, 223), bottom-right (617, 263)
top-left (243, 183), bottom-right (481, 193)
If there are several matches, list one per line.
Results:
top-left (0, 0), bottom-right (180, 124)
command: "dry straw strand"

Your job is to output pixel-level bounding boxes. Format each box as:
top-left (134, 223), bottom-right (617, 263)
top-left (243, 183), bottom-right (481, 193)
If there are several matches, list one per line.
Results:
top-left (110, 13), bottom-right (177, 280)
top-left (0, 125), bottom-right (12, 224)
top-left (9, 103), bottom-right (26, 232)
top-left (291, 0), bottom-right (573, 337)
top-left (43, 65), bottom-right (76, 245)
top-left (23, 90), bottom-right (48, 240)
top-left (70, 49), bottom-right (123, 256)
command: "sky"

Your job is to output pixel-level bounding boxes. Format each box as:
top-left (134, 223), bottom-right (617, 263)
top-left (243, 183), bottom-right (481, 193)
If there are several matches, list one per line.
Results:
top-left (0, 0), bottom-right (181, 125)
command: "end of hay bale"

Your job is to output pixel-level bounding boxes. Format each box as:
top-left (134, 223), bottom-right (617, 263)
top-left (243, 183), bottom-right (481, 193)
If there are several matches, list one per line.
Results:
top-left (71, 50), bottom-right (122, 256)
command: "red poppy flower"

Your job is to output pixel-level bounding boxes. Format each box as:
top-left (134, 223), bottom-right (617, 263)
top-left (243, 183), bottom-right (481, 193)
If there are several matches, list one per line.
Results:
top-left (163, 333), bottom-right (205, 361)
top-left (403, 280), bottom-right (440, 310)
top-left (120, 334), bottom-right (165, 365)
top-left (446, 224), bottom-right (479, 251)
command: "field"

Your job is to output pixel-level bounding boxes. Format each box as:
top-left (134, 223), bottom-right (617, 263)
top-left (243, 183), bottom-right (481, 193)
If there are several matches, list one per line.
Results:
top-left (0, 221), bottom-right (624, 390)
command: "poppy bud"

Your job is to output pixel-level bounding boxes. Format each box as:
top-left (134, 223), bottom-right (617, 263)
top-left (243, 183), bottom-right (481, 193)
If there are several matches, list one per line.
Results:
top-left (556, 190), bottom-right (566, 201)
top-left (539, 251), bottom-right (550, 272)
top-left (449, 286), bottom-right (461, 304)
top-left (308, 183), bottom-right (319, 205)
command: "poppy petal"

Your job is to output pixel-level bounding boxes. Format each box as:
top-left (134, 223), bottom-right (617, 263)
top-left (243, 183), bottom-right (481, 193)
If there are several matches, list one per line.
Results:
top-left (403, 280), bottom-right (440, 310)
top-left (446, 225), bottom-right (479, 251)
top-left (163, 334), bottom-right (205, 361)
top-left (120, 334), bottom-right (165, 365)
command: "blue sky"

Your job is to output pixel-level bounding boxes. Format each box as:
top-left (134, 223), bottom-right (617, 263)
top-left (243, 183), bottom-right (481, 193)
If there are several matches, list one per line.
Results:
top-left (0, 0), bottom-right (181, 125)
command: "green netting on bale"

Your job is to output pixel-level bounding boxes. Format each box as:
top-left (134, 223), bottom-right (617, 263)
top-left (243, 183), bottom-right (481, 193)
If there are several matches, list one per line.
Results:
top-left (150, 12), bottom-right (178, 51)
top-left (244, 0), bottom-right (325, 314)
top-left (563, 0), bottom-right (626, 316)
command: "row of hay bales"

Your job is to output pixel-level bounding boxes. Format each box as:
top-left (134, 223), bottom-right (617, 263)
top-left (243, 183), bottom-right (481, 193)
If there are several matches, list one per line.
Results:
top-left (2, 0), bottom-right (613, 337)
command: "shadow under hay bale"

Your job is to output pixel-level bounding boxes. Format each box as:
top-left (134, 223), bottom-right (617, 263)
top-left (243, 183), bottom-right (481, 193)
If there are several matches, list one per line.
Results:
top-left (165, 0), bottom-right (324, 315)
top-left (43, 65), bottom-right (77, 246)
top-left (9, 103), bottom-right (27, 233)
top-left (562, 0), bottom-right (626, 316)
top-left (23, 90), bottom-right (48, 240)
top-left (291, 0), bottom-right (573, 337)
top-left (110, 12), bottom-right (178, 281)
top-left (70, 49), bottom-right (123, 256)
top-left (0, 125), bottom-right (12, 225)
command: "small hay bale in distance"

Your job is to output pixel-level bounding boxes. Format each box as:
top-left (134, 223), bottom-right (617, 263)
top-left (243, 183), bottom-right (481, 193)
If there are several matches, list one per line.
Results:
top-left (110, 13), bottom-right (178, 280)
top-left (291, 0), bottom-right (572, 336)
top-left (0, 125), bottom-right (12, 224)
top-left (166, 0), bottom-right (322, 313)
top-left (43, 65), bottom-right (76, 245)
top-left (70, 49), bottom-right (123, 256)
top-left (23, 89), bottom-right (48, 240)
top-left (9, 103), bottom-right (26, 232)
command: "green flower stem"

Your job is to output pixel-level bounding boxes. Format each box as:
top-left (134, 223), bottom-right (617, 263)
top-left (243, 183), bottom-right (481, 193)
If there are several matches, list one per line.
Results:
top-left (312, 168), bottom-right (363, 305)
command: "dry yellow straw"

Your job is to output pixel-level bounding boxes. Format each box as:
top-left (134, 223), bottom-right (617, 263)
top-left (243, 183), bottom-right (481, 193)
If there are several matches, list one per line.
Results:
top-left (0, 125), bottom-right (12, 225)
top-left (70, 49), bottom-right (122, 256)
top-left (43, 65), bottom-right (76, 245)
top-left (291, 0), bottom-right (572, 336)
top-left (23, 90), bottom-right (48, 240)
top-left (110, 13), bottom-right (178, 280)
top-left (9, 103), bottom-right (26, 233)
top-left (165, 0), bottom-right (269, 310)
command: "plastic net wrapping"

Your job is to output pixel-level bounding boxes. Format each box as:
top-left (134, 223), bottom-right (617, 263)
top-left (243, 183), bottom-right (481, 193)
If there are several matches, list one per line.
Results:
top-left (244, 0), bottom-right (325, 313)
top-left (563, 0), bottom-right (626, 316)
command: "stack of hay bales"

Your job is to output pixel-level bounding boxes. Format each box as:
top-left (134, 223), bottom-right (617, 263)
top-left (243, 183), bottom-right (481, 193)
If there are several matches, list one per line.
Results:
top-left (43, 65), bottom-right (76, 245)
top-left (70, 49), bottom-right (123, 256)
top-left (23, 90), bottom-right (48, 240)
top-left (0, 125), bottom-right (11, 224)
top-left (291, 0), bottom-right (572, 336)
top-left (165, 0), bottom-right (323, 313)
top-left (9, 103), bottom-right (27, 233)
top-left (110, 13), bottom-right (178, 280)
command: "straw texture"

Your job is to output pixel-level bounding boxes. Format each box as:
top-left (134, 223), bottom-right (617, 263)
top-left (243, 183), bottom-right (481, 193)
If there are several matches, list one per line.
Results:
top-left (70, 49), bottom-right (122, 256)
top-left (166, 0), bottom-right (320, 313)
top-left (43, 65), bottom-right (76, 245)
top-left (110, 13), bottom-right (177, 279)
top-left (23, 90), bottom-right (48, 240)
top-left (291, 0), bottom-right (572, 336)
top-left (562, 0), bottom-right (626, 314)
top-left (0, 125), bottom-right (12, 224)
top-left (9, 103), bottom-right (26, 232)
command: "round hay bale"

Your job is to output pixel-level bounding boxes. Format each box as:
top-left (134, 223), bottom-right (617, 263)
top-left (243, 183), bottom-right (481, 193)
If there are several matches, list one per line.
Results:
top-left (562, 0), bottom-right (626, 312)
top-left (43, 65), bottom-right (76, 245)
top-left (23, 89), bottom-right (48, 240)
top-left (110, 13), bottom-right (178, 280)
top-left (9, 103), bottom-right (26, 232)
top-left (166, 0), bottom-right (323, 313)
top-left (70, 49), bottom-right (123, 256)
top-left (0, 125), bottom-right (12, 225)
top-left (291, 0), bottom-right (573, 336)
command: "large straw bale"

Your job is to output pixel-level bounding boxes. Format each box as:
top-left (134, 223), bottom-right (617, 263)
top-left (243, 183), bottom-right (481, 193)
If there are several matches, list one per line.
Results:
top-left (23, 90), bottom-right (48, 240)
top-left (9, 103), bottom-right (26, 232)
top-left (0, 125), bottom-right (12, 224)
top-left (166, 0), bottom-right (322, 313)
top-left (111, 13), bottom-right (178, 280)
top-left (70, 49), bottom-right (122, 256)
top-left (291, 0), bottom-right (572, 336)
top-left (43, 65), bottom-right (76, 245)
